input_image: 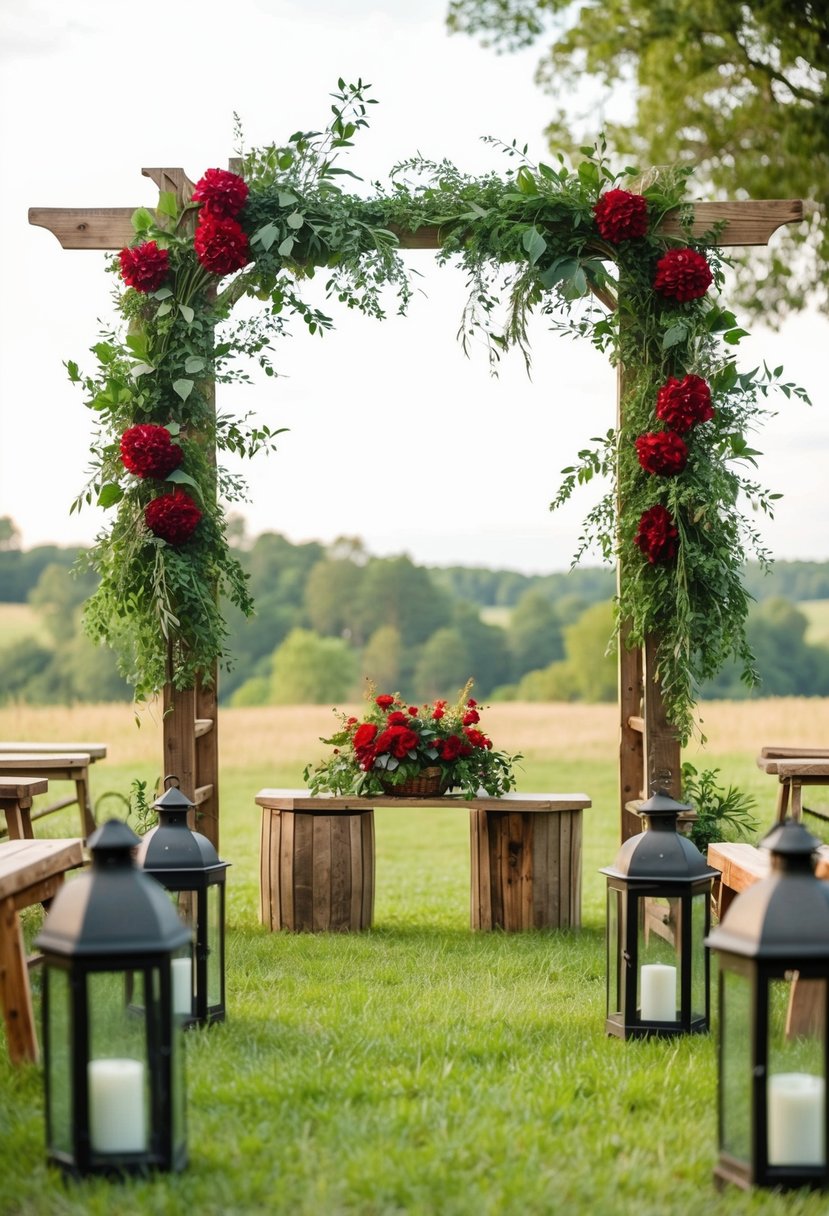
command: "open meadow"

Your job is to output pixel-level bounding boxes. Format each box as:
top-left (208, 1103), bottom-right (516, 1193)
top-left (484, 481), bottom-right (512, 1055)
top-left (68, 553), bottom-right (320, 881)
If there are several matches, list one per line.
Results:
top-left (2, 698), bottom-right (829, 1215)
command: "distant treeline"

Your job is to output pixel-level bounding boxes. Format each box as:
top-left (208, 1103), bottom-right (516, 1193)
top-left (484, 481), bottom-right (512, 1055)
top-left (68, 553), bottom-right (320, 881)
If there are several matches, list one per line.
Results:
top-left (1, 521), bottom-right (829, 707)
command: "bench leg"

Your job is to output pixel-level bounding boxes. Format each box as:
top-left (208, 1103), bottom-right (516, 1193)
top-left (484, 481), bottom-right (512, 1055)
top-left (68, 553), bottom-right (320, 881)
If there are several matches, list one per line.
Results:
top-left (75, 774), bottom-right (96, 838)
top-left (0, 797), bottom-right (34, 841)
top-left (0, 897), bottom-right (38, 1065)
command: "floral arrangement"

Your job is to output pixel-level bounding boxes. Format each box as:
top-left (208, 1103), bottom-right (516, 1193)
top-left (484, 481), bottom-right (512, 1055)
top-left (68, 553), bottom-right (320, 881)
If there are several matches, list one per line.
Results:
top-left (69, 83), bottom-right (807, 739)
top-left (303, 684), bottom-right (522, 799)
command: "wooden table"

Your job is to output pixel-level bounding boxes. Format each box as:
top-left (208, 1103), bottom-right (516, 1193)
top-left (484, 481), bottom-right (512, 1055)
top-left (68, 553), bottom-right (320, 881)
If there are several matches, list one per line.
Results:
top-left (0, 838), bottom-right (86, 1064)
top-left (0, 753), bottom-right (96, 838)
top-left (0, 778), bottom-right (49, 840)
top-left (255, 789), bottom-right (591, 933)
top-left (708, 840), bottom-right (829, 919)
top-left (757, 746), bottom-right (829, 822)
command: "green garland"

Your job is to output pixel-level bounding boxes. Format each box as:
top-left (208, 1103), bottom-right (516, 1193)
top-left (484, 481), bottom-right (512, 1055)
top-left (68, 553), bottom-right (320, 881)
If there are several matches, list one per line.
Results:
top-left (70, 82), bottom-right (807, 736)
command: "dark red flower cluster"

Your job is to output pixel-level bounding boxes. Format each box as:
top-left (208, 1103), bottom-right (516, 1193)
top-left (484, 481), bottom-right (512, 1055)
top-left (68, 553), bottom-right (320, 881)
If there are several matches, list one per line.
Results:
top-left (635, 430), bottom-right (688, 477)
top-left (118, 240), bottom-right (170, 293)
top-left (656, 374), bottom-right (714, 434)
top-left (194, 213), bottom-right (249, 276)
top-left (192, 168), bottom-right (249, 219)
top-left (144, 488), bottom-right (202, 545)
top-left (593, 189), bottom-right (648, 243)
top-left (375, 694), bottom-right (395, 710)
top-left (120, 424), bottom-right (183, 479)
top-left (634, 504), bottom-right (679, 565)
top-left (464, 728), bottom-right (492, 750)
top-left (439, 735), bottom-right (466, 762)
top-left (653, 247), bottom-right (713, 302)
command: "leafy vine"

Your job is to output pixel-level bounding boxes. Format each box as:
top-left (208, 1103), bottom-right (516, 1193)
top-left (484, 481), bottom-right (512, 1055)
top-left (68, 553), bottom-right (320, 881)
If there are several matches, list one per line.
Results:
top-left (70, 83), bottom-right (807, 738)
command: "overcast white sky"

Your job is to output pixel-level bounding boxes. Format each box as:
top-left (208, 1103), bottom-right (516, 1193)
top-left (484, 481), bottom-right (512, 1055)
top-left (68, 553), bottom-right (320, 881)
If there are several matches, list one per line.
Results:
top-left (1, 0), bottom-right (826, 575)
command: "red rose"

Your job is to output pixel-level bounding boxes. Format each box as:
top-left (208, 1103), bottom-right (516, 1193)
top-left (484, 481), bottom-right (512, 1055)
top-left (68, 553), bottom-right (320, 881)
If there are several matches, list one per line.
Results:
top-left (462, 709), bottom-right (480, 725)
top-left (120, 424), bottom-right (183, 479)
top-left (432, 707), bottom-right (445, 720)
top-left (194, 213), bottom-right (249, 275)
top-left (394, 729), bottom-right (419, 758)
top-left (408, 706), bottom-right (419, 717)
top-left (439, 735), bottom-right (464, 762)
top-left (118, 240), bottom-right (170, 293)
top-left (634, 504), bottom-right (679, 564)
top-left (593, 189), bottom-right (648, 243)
top-left (192, 168), bottom-right (248, 219)
top-left (144, 488), bottom-right (201, 545)
top-left (375, 695), bottom-right (395, 710)
top-left (653, 247), bottom-right (713, 302)
top-left (635, 431), bottom-right (688, 477)
top-left (464, 728), bottom-right (492, 750)
top-left (386, 711), bottom-right (409, 727)
top-left (350, 715), bottom-right (376, 753)
top-left (656, 375), bottom-right (714, 434)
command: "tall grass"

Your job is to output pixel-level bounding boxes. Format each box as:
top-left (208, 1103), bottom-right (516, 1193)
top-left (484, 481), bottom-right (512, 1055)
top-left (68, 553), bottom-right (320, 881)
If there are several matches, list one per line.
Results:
top-left (2, 699), bottom-right (829, 1214)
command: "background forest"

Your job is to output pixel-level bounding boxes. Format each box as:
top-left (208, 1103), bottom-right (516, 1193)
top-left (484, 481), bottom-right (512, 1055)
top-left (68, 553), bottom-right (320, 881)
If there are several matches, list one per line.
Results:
top-left (1, 514), bottom-right (828, 709)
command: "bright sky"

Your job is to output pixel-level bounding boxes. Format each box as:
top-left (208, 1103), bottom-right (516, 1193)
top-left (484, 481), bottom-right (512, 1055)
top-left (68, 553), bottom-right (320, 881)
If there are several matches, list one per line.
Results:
top-left (1, 0), bottom-right (826, 575)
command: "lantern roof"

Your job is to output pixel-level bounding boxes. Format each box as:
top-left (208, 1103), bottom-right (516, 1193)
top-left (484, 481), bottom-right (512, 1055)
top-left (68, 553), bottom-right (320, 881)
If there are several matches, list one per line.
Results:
top-left (134, 776), bottom-right (228, 880)
top-left (35, 819), bottom-right (191, 957)
top-left (601, 790), bottom-right (716, 884)
top-left (707, 819), bottom-right (829, 959)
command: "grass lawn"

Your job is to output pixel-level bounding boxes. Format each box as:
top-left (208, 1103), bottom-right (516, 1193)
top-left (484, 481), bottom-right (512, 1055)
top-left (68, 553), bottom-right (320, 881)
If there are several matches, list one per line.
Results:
top-left (2, 700), bottom-right (829, 1214)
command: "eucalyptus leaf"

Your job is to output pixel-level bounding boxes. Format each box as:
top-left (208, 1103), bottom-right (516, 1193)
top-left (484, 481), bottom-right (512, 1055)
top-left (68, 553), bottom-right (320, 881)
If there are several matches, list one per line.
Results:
top-left (172, 379), bottom-right (194, 402)
top-left (287, 212), bottom-right (305, 230)
top-left (184, 356), bottom-right (206, 374)
top-left (278, 236), bottom-right (295, 257)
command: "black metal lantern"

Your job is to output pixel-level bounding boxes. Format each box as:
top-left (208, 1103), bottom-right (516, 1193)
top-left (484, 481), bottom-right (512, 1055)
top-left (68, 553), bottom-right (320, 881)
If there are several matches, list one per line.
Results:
top-left (35, 819), bottom-right (191, 1176)
top-left (707, 819), bottom-right (829, 1191)
top-left (135, 776), bottom-right (229, 1027)
top-left (601, 789), bottom-right (717, 1039)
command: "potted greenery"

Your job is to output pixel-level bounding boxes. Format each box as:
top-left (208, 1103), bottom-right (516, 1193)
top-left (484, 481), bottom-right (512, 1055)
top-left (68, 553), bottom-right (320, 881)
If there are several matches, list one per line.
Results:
top-left (681, 762), bottom-right (759, 854)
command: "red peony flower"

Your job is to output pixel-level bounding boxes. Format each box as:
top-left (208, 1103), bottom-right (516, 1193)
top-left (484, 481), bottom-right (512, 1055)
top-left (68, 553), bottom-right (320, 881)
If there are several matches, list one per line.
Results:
top-left (439, 735), bottom-right (464, 762)
top-left (408, 706), bottom-right (419, 717)
top-left (634, 504), bottom-right (679, 565)
top-left (464, 728), bottom-right (492, 750)
top-left (375, 725), bottom-right (418, 760)
top-left (118, 240), bottom-right (170, 293)
top-left (653, 247), bottom-right (713, 302)
top-left (194, 213), bottom-right (249, 276)
top-left (635, 431), bottom-right (689, 477)
top-left (144, 488), bottom-right (202, 546)
top-left (375, 695), bottom-right (395, 710)
top-left (192, 168), bottom-right (248, 219)
top-left (466, 698), bottom-right (477, 708)
top-left (462, 709), bottom-right (480, 725)
top-left (386, 711), bottom-right (409, 727)
top-left (656, 374), bottom-right (714, 434)
top-left (120, 424), bottom-right (183, 479)
top-left (593, 189), bottom-right (649, 243)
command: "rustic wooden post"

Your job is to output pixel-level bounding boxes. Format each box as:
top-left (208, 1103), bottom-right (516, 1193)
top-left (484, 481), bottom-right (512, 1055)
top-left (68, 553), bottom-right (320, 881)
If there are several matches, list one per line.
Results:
top-left (30, 180), bottom-right (803, 847)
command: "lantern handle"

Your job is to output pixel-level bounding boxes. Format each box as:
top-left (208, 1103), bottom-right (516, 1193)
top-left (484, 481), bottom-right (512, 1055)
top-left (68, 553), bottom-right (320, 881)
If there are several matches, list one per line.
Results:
top-left (164, 774), bottom-right (181, 790)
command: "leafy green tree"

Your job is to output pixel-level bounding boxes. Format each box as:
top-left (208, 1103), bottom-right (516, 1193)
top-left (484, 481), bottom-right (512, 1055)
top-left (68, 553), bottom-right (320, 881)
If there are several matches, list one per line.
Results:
top-left (508, 589), bottom-right (564, 676)
top-left (562, 600), bottom-right (617, 702)
top-left (452, 601), bottom-right (514, 695)
top-left (361, 625), bottom-right (403, 691)
top-left (356, 556), bottom-right (452, 647)
top-left (413, 627), bottom-right (472, 701)
top-left (0, 638), bottom-right (55, 704)
top-left (269, 628), bottom-right (358, 705)
top-left (0, 517), bottom-right (20, 551)
top-left (448, 0), bottom-right (829, 322)
top-left (703, 597), bottom-right (829, 697)
top-left (305, 558), bottom-right (366, 641)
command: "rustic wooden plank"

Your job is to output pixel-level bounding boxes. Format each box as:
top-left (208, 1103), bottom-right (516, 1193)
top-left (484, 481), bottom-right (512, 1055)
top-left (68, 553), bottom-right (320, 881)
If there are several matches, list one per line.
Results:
top-left (163, 682), bottom-right (197, 813)
top-left (570, 809), bottom-right (583, 928)
top-left (362, 812), bottom-right (375, 928)
top-left (194, 719), bottom-right (213, 739)
top-left (349, 814), bottom-right (363, 930)
top-left (255, 789), bottom-right (591, 813)
top-left (559, 812), bottom-right (572, 928)
top-left (532, 813), bottom-right (552, 929)
top-left (0, 895), bottom-right (37, 1064)
top-left (642, 634), bottom-right (681, 798)
top-left (293, 814), bottom-right (314, 932)
top-left (618, 622), bottom-right (644, 843)
top-left (759, 745), bottom-right (829, 762)
top-left (195, 672), bottom-right (219, 849)
top-left (469, 809), bottom-right (492, 930)
top-left (658, 198), bottom-right (804, 246)
top-left (518, 814), bottom-right (534, 930)
top-left (279, 810), bottom-right (295, 931)
top-left (501, 814), bottom-right (523, 932)
top-left (0, 744), bottom-right (107, 760)
top-left (0, 840), bottom-right (85, 901)
top-left (329, 815), bottom-right (352, 931)
top-left (259, 807), bottom-right (272, 928)
top-left (312, 816), bottom-right (332, 932)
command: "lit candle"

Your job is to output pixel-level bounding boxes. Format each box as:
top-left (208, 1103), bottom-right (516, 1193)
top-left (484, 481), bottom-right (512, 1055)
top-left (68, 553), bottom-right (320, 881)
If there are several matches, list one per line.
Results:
top-left (768, 1072), bottom-right (825, 1166)
top-left (171, 956), bottom-right (192, 1018)
top-left (640, 963), bottom-right (676, 1021)
top-left (88, 1058), bottom-right (146, 1153)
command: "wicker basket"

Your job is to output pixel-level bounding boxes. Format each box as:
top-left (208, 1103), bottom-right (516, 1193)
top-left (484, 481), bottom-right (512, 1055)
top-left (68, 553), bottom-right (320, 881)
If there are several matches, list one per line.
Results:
top-left (380, 766), bottom-right (450, 798)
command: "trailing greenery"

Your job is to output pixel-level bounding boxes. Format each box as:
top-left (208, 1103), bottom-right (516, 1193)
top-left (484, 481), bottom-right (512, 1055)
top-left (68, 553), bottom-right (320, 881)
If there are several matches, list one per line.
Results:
top-left (69, 84), bottom-right (807, 739)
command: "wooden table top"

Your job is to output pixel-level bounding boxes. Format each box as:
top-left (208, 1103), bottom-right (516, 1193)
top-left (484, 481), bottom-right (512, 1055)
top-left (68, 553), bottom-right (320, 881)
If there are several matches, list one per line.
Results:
top-left (0, 741), bottom-right (107, 760)
top-left (0, 753), bottom-right (91, 770)
top-left (0, 777), bottom-right (49, 799)
top-left (708, 840), bottom-right (829, 891)
top-left (256, 788), bottom-right (592, 813)
top-left (0, 838), bottom-right (86, 901)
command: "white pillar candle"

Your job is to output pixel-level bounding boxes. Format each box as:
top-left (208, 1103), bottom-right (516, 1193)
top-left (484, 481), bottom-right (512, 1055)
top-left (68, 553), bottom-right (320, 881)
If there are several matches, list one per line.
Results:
top-left (768, 1072), bottom-right (825, 1166)
top-left (171, 956), bottom-right (193, 1017)
top-left (640, 963), bottom-right (677, 1021)
top-left (88, 1058), bottom-right (147, 1154)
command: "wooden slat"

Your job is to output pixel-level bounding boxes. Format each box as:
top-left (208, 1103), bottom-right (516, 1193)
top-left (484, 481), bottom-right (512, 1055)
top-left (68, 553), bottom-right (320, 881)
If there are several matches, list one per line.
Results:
top-left (0, 743), bottom-right (107, 760)
top-left (293, 814), bottom-right (314, 931)
top-left (312, 816), bottom-right (332, 932)
top-left (349, 814), bottom-right (364, 931)
top-left (194, 719), bottom-right (213, 738)
top-left (642, 635), bottom-right (681, 798)
top-left (279, 810), bottom-right (295, 931)
top-left (195, 673), bottom-right (219, 849)
top-left (627, 716), bottom-right (645, 734)
top-left (0, 839), bottom-right (85, 901)
top-left (362, 812), bottom-right (375, 928)
top-left (658, 199), bottom-right (803, 246)
top-left (559, 811), bottom-right (572, 928)
top-left (329, 814), bottom-right (351, 930)
top-left (255, 789), bottom-right (591, 813)
top-left (259, 805), bottom-right (273, 928)
top-left (194, 784), bottom-right (213, 806)
top-left (570, 809), bottom-right (582, 927)
top-left (163, 683), bottom-right (197, 806)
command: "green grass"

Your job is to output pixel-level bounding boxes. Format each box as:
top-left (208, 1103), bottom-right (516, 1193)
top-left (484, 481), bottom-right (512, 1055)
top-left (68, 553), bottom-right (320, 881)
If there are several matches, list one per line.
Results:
top-left (3, 749), bottom-right (828, 1214)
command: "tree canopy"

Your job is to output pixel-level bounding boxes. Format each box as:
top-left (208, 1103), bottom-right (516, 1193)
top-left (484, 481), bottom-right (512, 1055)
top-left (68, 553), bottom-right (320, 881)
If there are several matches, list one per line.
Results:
top-left (447, 0), bottom-right (828, 323)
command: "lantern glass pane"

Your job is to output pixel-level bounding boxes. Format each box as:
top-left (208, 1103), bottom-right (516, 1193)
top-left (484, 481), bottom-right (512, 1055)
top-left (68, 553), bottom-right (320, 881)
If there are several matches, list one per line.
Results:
top-left (606, 886), bottom-right (622, 1017)
top-left (87, 969), bottom-right (152, 1156)
top-left (45, 966), bottom-right (72, 1155)
top-left (637, 896), bottom-right (679, 1021)
top-left (721, 966), bottom-right (752, 1164)
top-left (171, 889), bottom-right (198, 932)
top-left (690, 892), bottom-right (707, 1020)
top-left (206, 884), bottom-right (222, 1007)
top-left (766, 974), bottom-right (826, 1167)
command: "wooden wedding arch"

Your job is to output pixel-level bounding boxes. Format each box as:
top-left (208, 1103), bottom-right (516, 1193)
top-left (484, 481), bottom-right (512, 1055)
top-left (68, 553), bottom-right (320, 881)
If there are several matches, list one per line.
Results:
top-left (29, 167), bottom-right (803, 848)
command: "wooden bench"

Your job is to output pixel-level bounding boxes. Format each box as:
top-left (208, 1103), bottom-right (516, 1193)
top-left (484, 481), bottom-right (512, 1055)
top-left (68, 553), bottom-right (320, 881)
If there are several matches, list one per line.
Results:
top-left (0, 778), bottom-right (50, 840)
top-left (255, 789), bottom-right (591, 933)
top-left (0, 838), bottom-right (86, 1064)
top-left (757, 746), bottom-right (829, 823)
top-left (708, 840), bottom-right (829, 919)
top-left (0, 752), bottom-right (98, 838)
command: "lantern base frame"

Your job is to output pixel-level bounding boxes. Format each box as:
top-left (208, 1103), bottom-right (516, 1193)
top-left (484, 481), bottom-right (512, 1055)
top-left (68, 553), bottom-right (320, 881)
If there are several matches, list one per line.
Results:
top-left (715, 1152), bottom-right (828, 1193)
top-left (605, 1012), bottom-right (709, 1040)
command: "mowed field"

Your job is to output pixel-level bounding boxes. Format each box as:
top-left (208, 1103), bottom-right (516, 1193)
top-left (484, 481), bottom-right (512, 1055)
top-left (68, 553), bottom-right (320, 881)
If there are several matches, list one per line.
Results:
top-left (3, 696), bottom-right (828, 929)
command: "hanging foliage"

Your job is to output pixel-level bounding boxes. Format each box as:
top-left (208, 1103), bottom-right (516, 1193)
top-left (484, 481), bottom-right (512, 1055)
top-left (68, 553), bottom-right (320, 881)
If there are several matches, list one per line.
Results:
top-left (69, 81), bottom-right (807, 737)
